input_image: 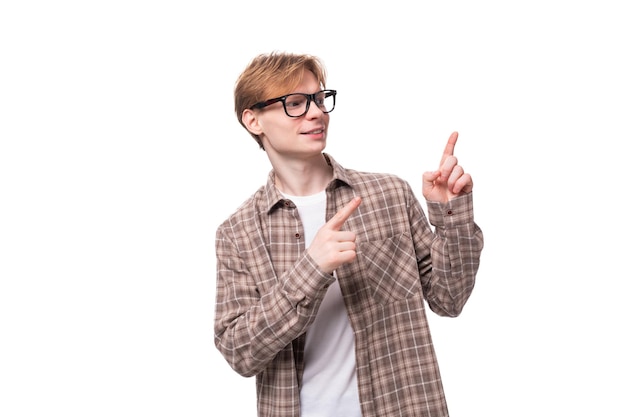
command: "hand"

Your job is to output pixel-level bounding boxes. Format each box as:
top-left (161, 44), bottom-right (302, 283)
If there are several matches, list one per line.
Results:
top-left (308, 197), bottom-right (361, 274)
top-left (422, 131), bottom-right (473, 203)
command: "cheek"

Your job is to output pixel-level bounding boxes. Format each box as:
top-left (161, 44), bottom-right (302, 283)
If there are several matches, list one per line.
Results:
top-left (263, 120), bottom-right (297, 142)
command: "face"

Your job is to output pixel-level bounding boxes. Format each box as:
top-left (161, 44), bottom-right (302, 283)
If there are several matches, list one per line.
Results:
top-left (242, 70), bottom-right (330, 159)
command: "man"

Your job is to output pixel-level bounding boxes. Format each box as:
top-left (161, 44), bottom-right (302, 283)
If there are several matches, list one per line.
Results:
top-left (214, 51), bottom-right (484, 417)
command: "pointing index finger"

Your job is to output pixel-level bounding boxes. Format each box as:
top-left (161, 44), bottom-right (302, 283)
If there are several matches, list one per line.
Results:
top-left (327, 197), bottom-right (362, 231)
top-left (440, 131), bottom-right (459, 166)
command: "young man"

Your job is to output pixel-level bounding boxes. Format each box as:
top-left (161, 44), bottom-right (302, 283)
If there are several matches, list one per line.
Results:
top-left (214, 52), bottom-right (484, 417)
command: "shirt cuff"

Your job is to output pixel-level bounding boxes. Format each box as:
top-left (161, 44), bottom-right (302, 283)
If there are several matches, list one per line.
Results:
top-left (280, 252), bottom-right (335, 308)
top-left (426, 192), bottom-right (475, 228)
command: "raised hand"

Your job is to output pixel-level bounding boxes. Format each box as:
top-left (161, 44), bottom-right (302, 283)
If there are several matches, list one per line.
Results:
top-left (308, 197), bottom-right (361, 274)
top-left (422, 132), bottom-right (473, 203)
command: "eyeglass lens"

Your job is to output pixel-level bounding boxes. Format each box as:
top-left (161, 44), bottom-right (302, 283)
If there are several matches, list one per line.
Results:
top-left (284, 91), bottom-right (335, 117)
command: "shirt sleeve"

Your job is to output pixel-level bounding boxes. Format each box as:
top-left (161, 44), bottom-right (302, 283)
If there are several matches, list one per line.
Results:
top-left (213, 225), bottom-right (334, 377)
top-left (414, 192), bottom-right (484, 317)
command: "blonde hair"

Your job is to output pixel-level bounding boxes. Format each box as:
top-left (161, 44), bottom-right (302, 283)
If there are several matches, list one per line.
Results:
top-left (234, 52), bottom-right (328, 148)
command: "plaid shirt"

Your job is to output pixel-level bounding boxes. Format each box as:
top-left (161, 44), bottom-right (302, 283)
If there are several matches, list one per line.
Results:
top-left (214, 154), bottom-right (484, 417)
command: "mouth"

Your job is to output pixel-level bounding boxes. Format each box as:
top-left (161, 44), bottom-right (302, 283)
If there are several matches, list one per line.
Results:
top-left (302, 127), bottom-right (325, 135)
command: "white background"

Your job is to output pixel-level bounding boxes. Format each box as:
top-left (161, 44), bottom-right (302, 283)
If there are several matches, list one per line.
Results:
top-left (1, 1), bottom-right (625, 416)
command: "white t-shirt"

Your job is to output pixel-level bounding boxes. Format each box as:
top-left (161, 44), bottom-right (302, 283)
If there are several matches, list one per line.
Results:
top-left (281, 191), bottom-right (361, 417)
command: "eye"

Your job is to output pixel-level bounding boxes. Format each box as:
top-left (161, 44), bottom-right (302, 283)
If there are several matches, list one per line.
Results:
top-left (314, 91), bottom-right (328, 104)
top-left (285, 95), bottom-right (306, 108)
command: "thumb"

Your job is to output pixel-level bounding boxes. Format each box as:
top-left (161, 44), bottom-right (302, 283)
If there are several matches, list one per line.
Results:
top-left (422, 170), bottom-right (440, 196)
top-left (422, 170), bottom-right (440, 186)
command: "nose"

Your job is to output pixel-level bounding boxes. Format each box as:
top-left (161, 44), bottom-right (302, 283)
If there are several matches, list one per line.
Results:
top-left (306, 98), bottom-right (325, 118)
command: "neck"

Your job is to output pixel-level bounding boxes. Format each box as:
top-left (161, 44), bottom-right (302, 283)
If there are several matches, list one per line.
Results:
top-left (271, 153), bottom-right (333, 196)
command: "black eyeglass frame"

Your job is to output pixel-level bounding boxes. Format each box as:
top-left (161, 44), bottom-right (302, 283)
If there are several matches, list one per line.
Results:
top-left (250, 89), bottom-right (337, 118)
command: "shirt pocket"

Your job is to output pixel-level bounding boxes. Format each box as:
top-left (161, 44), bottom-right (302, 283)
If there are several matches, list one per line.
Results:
top-left (359, 232), bottom-right (422, 304)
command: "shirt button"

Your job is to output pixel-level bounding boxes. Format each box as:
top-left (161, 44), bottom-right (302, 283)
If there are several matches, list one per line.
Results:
top-left (447, 210), bottom-right (453, 215)
top-left (295, 233), bottom-right (301, 239)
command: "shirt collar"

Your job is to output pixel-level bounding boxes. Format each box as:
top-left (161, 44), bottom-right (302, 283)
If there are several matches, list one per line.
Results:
top-left (262, 153), bottom-right (352, 214)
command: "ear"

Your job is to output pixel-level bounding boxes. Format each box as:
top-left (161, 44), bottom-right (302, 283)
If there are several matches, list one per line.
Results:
top-left (242, 109), bottom-right (264, 136)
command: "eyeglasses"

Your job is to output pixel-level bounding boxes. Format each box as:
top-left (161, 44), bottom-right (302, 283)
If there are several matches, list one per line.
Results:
top-left (250, 89), bottom-right (337, 118)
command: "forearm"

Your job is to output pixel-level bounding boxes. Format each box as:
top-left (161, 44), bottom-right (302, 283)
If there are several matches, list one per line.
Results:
top-left (423, 193), bottom-right (484, 316)
top-left (214, 250), bottom-right (334, 377)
